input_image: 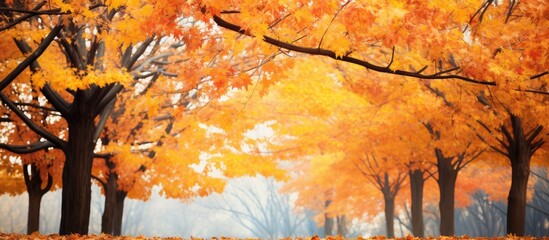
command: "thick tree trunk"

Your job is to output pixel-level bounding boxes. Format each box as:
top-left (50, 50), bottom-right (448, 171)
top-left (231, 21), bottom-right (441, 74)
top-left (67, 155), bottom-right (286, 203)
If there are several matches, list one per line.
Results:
top-left (384, 195), bottom-right (395, 238)
top-left (101, 170), bottom-right (118, 235)
top-left (507, 160), bottom-right (529, 235)
top-left (436, 149), bottom-right (458, 236)
top-left (409, 169), bottom-right (425, 237)
top-left (112, 190), bottom-right (127, 236)
top-left (59, 105), bottom-right (97, 235)
top-left (506, 115), bottom-right (531, 236)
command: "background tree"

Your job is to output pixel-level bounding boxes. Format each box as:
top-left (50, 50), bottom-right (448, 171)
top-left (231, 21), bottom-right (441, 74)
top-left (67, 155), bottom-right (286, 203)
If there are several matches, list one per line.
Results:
top-left (353, 155), bottom-right (407, 238)
top-left (208, 176), bottom-right (317, 240)
top-left (455, 190), bottom-right (507, 237)
top-left (0, 81), bottom-right (65, 234)
top-left (525, 168), bottom-right (549, 236)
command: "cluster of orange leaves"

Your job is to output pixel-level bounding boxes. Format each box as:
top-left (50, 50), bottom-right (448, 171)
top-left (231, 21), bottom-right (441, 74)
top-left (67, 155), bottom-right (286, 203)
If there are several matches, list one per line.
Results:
top-left (0, 233), bottom-right (545, 240)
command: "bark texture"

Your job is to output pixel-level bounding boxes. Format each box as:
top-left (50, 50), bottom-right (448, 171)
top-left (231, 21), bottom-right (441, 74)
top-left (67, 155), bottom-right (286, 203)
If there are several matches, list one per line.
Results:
top-left (505, 115), bottom-right (532, 236)
top-left (436, 149), bottom-right (458, 236)
top-left (59, 99), bottom-right (97, 235)
top-left (409, 169), bottom-right (425, 237)
top-left (383, 194), bottom-right (395, 238)
top-left (101, 165), bottom-right (118, 235)
top-left (113, 190), bottom-right (127, 236)
top-left (24, 164), bottom-right (53, 234)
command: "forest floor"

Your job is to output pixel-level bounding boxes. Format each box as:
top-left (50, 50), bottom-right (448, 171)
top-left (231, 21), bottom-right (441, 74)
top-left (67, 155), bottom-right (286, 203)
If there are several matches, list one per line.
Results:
top-left (1, 233), bottom-right (547, 240)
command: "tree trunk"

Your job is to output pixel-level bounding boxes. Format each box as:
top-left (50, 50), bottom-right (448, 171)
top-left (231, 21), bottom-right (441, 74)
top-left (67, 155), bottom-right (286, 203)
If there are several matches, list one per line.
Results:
top-left (27, 192), bottom-right (42, 234)
top-left (384, 195), bottom-right (395, 238)
top-left (101, 169), bottom-right (118, 235)
top-left (409, 169), bottom-right (425, 237)
top-left (336, 215), bottom-right (347, 236)
top-left (112, 190), bottom-right (127, 236)
top-left (59, 103), bottom-right (97, 235)
top-left (436, 149), bottom-right (458, 236)
top-left (324, 199), bottom-right (333, 236)
top-left (24, 164), bottom-right (52, 234)
top-left (506, 115), bottom-right (531, 236)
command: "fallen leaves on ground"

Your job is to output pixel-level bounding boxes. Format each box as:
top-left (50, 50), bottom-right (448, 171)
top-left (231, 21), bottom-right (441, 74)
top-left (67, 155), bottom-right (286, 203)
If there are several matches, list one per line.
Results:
top-left (0, 233), bottom-right (547, 240)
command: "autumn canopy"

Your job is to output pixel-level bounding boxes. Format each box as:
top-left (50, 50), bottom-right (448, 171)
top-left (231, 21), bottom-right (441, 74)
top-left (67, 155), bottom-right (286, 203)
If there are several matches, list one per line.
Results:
top-left (0, 0), bottom-right (547, 238)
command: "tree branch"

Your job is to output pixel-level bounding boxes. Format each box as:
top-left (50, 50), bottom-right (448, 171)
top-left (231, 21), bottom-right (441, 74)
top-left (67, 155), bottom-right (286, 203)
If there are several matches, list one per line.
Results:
top-left (57, 34), bottom-right (85, 70)
top-left (40, 173), bottom-right (53, 195)
top-left (0, 6), bottom-right (67, 15)
top-left (94, 84), bottom-right (123, 116)
top-left (530, 170), bottom-right (549, 183)
top-left (12, 38), bottom-right (72, 115)
top-left (91, 174), bottom-right (106, 187)
top-left (131, 52), bottom-right (174, 75)
top-left (126, 36), bottom-right (155, 70)
top-left (423, 82), bottom-right (454, 107)
top-left (0, 92), bottom-right (66, 148)
top-left (214, 14), bottom-right (549, 94)
top-left (40, 84), bottom-right (71, 116)
top-left (526, 203), bottom-right (549, 217)
top-left (213, 15), bottom-right (496, 85)
top-left (0, 3), bottom-right (104, 15)
top-left (531, 139), bottom-right (545, 155)
top-left (13, 101), bottom-right (57, 113)
top-left (22, 164), bottom-right (31, 187)
top-left (475, 133), bottom-right (508, 157)
top-left (0, 1), bottom-right (47, 32)
top-left (0, 141), bottom-right (54, 154)
top-left (526, 125), bottom-right (543, 145)
top-left (473, 120), bottom-right (509, 149)
top-left (0, 25), bottom-right (62, 91)
top-left (94, 152), bottom-right (114, 159)
top-left (93, 97), bottom-right (116, 143)
top-left (530, 71), bottom-right (548, 79)
top-left (501, 125), bottom-right (513, 145)
top-left (457, 149), bottom-right (485, 171)
top-left (318, 0), bottom-right (351, 49)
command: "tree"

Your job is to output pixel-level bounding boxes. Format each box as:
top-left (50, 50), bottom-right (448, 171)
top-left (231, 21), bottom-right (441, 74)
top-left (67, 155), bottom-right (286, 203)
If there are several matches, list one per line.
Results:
top-left (208, 1), bottom-right (547, 235)
top-left (0, 81), bottom-right (64, 234)
top-left (455, 190), bottom-right (506, 237)
top-left (1, 1), bottom-right (164, 232)
top-left (0, 0), bottom-right (269, 234)
top-left (472, 98), bottom-right (547, 235)
top-left (406, 164), bottom-right (431, 237)
top-left (354, 155), bottom-right (407, 238)
top-left (427, 128), bottom-right (485, 236)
